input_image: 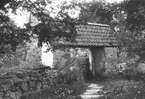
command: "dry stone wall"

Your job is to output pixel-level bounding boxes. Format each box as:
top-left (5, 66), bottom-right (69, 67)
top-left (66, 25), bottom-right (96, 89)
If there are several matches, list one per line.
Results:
top-left (0, 67), bottom-right (57, 99)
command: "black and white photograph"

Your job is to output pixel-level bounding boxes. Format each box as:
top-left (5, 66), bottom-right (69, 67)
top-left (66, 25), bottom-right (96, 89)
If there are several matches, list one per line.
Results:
top-left (0, 0), bottom-right (145, 99)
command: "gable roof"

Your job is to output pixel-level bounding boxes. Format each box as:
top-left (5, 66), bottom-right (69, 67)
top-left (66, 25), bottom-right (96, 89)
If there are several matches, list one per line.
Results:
top-left (56, 23), bottom-right (118, 47)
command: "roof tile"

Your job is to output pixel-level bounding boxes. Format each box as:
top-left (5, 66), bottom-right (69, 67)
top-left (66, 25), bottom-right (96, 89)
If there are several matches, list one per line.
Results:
top-left (57, 23), bottom-right (118, 47)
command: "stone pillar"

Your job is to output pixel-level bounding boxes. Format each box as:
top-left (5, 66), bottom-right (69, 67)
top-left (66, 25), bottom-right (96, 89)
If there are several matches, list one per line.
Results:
top-left (104, 47), bottom-right (118, 73)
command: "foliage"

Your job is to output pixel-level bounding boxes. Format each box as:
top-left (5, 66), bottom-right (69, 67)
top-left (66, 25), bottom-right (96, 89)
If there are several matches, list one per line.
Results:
top-left (52, 57), bottom-right (87, 98)
top-left (0, 0), bottom-right (11, 11)
top-left (0, 0), bottom-right (83, 62)
top-left (78, 0), bottom-right (115, 24)
top-left (53, 70), bottom-right (85, 99)
top-left (98, 79), bottom-right (145, 99)
top-left (55, 57), bottom-right (85, 84)
top-left (19, 38), bottom-right (42, 68)
top-left (6, 0), bottom-right (83, 47)
top-left (1, 0), bottom-right (145, 61)
top-left (0, 38), bottom-right (42, 69)
top-left (18, 68), bottom-right (85, 99)
top-left (78, 0), bottom-right (145, 62)
top-left (0, 51), bottom-right (20, 68)
top-left (0, 10), bottom-right (30, 52)
top-left (0, 65), bottom-right (84, 99)
top-left (111, 0), bottom-right (145, 61)
top-left (102, 56), bottom-right (145, 80)
top-left (0, 9), bottom-right (31, 68)
top-left (122, 0), bottom-right (145, 32)
top-left (102, 55), bottom-right (140, 78)
top-left (120, 67), bottom-right (145, 81)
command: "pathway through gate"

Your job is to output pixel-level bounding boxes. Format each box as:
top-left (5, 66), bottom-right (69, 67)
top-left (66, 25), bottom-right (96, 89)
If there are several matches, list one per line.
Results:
top-left (81, 83), bottom-right (103, 99)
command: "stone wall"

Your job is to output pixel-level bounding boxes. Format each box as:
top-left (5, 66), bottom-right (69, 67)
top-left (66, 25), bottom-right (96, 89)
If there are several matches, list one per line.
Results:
top-left (104, 47), bottom-right (118, 73)
top-left (0, 67), bottom-right (57, 99)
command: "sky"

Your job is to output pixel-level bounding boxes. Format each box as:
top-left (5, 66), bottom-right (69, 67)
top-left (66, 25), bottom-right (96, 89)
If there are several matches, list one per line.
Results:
top-left (8, 0), bottom-right (123, 28)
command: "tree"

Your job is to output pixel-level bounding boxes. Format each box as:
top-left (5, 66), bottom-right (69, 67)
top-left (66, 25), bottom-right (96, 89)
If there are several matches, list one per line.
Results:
top-left (0, 9), bottom-right (31, 67)
top-left (0, 10), bottom-right (30, 53)
top-left (0, 0), bottom-right (11, 11)
top-left (78, 0), bottom-right (115, 24)
top-left (0, 0), bottom-right (116, 50)
top-left (78, 0), bottom-right (145, 62)
top-left (6, 0), bottom-right (82, 48)
top-left (2, 0), bottom-right (145, 62)
top-left (114, 0), bottom-right (145, 61)
top-left (0, 0), bottom-right (85, 67)
top-left (0, 0), bottom-right (83, 55)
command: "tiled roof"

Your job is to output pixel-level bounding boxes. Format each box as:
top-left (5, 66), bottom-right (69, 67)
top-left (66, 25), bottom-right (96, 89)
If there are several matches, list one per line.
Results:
top-left (57, 23), bottom-right (118, 47)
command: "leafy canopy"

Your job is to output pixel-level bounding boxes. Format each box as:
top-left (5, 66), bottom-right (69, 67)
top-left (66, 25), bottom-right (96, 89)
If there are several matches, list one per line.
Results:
top-left (78, 0), bottom-right (145, 61)
top-left (0, 0), bottom-right (83, 53)
top-left (1, 0), bottom-right (145, 61)
top-left (7, 0), bottom-right (83, 47)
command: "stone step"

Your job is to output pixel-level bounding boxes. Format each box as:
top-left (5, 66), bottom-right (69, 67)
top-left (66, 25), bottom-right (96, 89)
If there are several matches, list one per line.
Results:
top-left (80, 83), bottom-right (103, 99)
top-left (80, 94), bottom-right (101, 99)
top-left (83, 89), bottom-right (101, 95)
top-left (87, 88), bottom-right (102, 92)
top-left (88, 84), bottom-right (103, 89)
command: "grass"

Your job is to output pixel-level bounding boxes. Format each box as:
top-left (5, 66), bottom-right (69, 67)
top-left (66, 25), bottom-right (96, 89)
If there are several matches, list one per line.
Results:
top-left (20, 83), bottom-right (87, 99)
top-left (98, 78), bottom-right (145, 99)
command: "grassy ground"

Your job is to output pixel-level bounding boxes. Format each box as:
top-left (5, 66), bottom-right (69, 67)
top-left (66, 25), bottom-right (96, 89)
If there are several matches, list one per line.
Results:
top-left (97, 78), bottom-right (145, 99)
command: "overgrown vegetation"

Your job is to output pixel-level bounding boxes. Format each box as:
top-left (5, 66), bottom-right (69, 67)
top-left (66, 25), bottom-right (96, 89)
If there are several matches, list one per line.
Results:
top-left (98, 79), bottom-right (145, 99)
top-left (19, 63), bottom-right (86, 99)
top-left (0, 63), bottom-right (86, 99)
top-left (1, 0), bottom-right (145, 98)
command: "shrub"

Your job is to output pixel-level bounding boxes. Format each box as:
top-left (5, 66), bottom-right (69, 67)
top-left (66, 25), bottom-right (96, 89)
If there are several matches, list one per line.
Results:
top-left (62, 57), bottom-right (93, 81)
top-left (19, 69), bottom-right (84, 99)
top-left (52, 57), bottom-right (86, 98)
top-left (56, 67), bottom-right (85, 87)
top-left (19, 59), bottom-right (85, 99)
top-left (54, 70), bottom-right (85, 98)
top-left (103, 55), bottom-right (142, 79)
top-left (121, 67), bottom-right (145, 81)
top-left (99, 79), bottom-right (145, 99)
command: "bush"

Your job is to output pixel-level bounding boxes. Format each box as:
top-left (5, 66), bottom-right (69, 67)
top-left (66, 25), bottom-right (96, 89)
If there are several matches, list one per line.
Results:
top-left (51, 58), bottom-right (86, 98)
top-left (99, 79), bottom-right (145, 99)
top-left (103, 56), bottom-right (145, 80)
top-left (19, 59), bottom-right (85, 99)
top-left (121, 67), bottom-right (145, 81)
